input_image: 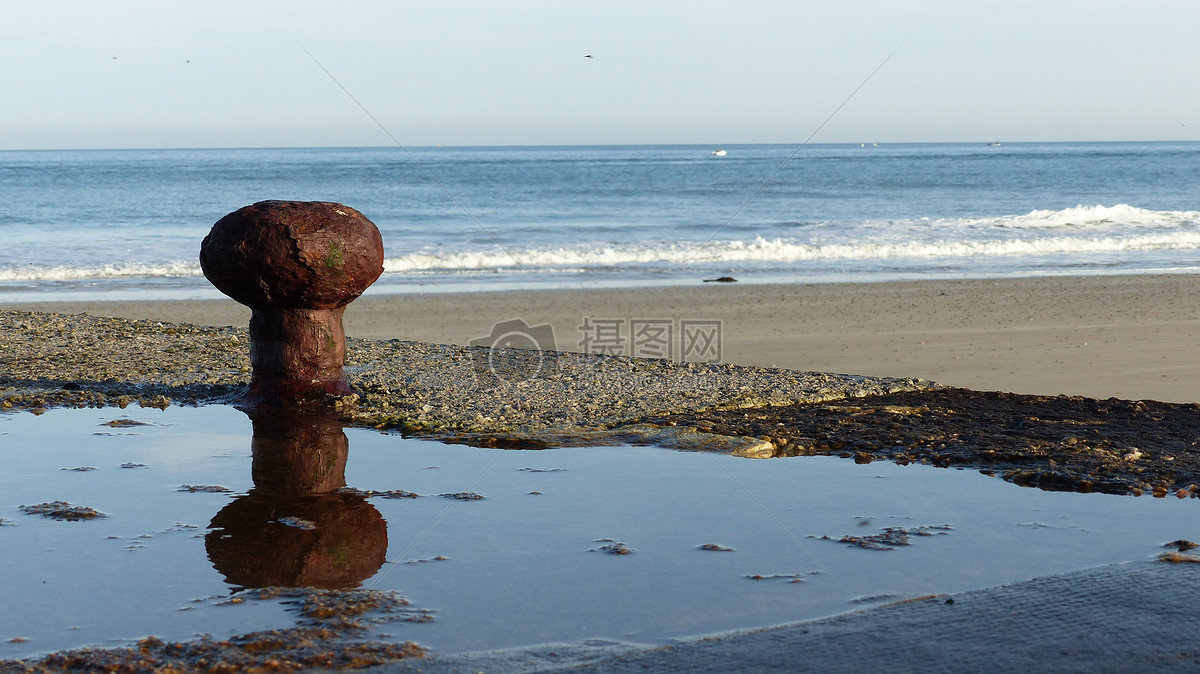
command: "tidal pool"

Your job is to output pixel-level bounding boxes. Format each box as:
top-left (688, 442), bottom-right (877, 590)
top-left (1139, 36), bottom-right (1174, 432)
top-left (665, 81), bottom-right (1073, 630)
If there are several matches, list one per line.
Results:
top-left (1, 404), bottom-right (1198, 660)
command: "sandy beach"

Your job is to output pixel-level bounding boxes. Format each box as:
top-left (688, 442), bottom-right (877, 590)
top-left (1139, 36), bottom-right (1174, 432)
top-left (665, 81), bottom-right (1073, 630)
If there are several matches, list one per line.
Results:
top-left (6, 273), bottom-right (1199, 404)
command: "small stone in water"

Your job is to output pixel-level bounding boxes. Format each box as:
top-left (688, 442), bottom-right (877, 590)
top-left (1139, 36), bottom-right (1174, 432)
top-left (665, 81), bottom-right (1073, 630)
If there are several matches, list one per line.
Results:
top-left (178, 485), bottom-right (233, 493)
top-left (103, 418), bottom-right (150, 428)
top-left (744, 573), bottom-right (805, 582)
top-left (1165, 539), bottom-right (1199, 552)
top-left (591, 539), bottom-right (633, 555)
top-left (440, 492), bottom-right (485, 501)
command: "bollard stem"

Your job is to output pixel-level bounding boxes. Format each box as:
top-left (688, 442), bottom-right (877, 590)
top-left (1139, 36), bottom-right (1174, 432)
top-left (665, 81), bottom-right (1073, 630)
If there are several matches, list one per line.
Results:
top-left (246, 306), bottom-right (353, 404)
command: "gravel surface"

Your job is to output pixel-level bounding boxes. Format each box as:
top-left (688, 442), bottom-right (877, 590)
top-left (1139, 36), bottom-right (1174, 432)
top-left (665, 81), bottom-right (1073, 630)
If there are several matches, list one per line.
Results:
top-left (7, 309), bottom-right (1197, 495)
top-left (0, 310), bottom-right (926, 449)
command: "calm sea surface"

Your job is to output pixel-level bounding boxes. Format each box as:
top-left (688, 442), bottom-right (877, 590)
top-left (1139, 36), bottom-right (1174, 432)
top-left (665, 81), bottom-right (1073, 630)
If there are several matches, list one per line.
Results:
top-left (1, 142), bottom-right (1198, 301)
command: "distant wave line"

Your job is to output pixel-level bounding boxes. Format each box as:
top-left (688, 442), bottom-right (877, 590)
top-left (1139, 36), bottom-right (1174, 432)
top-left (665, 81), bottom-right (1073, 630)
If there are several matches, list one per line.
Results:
top-left (7, 233), bottom-right (1200, 282)
top-left (3, 205), bottom-right (1195, 282)
top-left (937, 203), bottom-right (1200, 230)
top-left (0, 261), bottom-right (202, 282)
top-left (381, 233), bottom-right (1200, 271)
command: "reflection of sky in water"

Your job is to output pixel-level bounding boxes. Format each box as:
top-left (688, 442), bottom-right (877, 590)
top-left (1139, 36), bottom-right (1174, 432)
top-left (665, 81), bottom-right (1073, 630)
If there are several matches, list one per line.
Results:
top-left (2, 405), bottom-right (1198, 659)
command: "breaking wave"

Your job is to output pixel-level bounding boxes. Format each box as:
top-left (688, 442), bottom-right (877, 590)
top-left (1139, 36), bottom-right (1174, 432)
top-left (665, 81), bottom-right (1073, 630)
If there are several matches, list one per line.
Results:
top-left (381, 204), bottom-right (1200, 272)
top-left (3, 205), bottom-right (1197, 282)
top-left (382, 232), bottom-right (1200, 273)
top-left (0, 260), bottom-right (203, 283)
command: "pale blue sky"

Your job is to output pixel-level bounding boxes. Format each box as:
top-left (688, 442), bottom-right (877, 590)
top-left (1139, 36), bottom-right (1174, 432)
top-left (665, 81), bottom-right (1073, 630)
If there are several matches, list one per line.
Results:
top-left (3, 1), bottom-right (1197, 149)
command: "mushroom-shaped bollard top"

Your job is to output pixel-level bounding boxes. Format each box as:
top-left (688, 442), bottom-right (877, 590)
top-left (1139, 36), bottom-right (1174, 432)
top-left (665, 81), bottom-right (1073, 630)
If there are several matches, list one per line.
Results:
top-left (201, 200), bottom-right (384, 310)
top-left (200, 200), bottom-right (384, 406)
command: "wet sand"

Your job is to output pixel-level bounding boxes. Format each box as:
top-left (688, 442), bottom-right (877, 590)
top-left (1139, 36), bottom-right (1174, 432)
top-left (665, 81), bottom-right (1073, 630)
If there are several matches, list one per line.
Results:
top-left (7, 273), bottom-right (1200, 403)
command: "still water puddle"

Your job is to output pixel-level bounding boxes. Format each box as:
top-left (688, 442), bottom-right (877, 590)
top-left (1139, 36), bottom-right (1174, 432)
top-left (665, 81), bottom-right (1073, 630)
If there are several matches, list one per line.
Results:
top-left (2, 405), bottom-right (1198, 659)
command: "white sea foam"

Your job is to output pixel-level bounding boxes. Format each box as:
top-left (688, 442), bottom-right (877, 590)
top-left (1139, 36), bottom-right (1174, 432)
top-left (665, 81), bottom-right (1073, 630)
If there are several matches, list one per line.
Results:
top-left (0, 261), bottom-right (203, 283)
top-left (941, 204), bottom-right (1200, 230)
top-left (380, 205), bottom-right (1200, 272)
top-left (378, 232), bottom-right (1200, 273)
top-left (3, 205), bottom-right (1197, 282)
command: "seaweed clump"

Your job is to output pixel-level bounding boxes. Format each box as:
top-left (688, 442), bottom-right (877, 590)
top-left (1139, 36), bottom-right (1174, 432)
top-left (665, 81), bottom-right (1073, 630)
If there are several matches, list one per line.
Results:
top-left (820, 525), bottom-right (952, 551)
top-left (19, 501), bottom-right (106, 521)
top-left (3, 631), bottom-right (423, 672)
top-left (1, 587), bottom-right (431, 672)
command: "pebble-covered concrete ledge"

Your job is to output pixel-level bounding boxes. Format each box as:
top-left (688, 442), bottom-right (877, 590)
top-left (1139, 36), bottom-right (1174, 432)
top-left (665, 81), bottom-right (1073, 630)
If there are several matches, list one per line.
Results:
top-left (0, 310), bottom-right (929, 453)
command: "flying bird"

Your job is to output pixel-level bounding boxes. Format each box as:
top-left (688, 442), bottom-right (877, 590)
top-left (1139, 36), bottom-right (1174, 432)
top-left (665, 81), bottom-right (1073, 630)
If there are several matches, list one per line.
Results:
top-left (584, 54), bottom-right (594, 59)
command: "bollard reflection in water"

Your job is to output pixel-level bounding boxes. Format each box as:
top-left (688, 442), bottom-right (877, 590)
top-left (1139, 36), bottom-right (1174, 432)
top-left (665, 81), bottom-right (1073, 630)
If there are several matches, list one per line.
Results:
top-left (206, 409), bottom-right (387, 590)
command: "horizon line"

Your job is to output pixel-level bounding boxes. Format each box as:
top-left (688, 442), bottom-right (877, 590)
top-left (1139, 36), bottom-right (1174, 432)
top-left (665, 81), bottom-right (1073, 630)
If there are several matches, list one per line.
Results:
top-left (2, 138), bottom-right (1198, 153)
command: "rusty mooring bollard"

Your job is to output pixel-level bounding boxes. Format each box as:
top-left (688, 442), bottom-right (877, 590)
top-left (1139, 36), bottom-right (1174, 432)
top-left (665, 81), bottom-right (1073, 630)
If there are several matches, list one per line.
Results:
top-left (200, 200), bottom-right (384, 406)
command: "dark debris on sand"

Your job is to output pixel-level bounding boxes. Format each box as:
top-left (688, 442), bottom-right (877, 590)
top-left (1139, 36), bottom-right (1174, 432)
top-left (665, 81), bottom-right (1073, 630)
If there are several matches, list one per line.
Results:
top-left (647, 388), bottom-right (1200, 497)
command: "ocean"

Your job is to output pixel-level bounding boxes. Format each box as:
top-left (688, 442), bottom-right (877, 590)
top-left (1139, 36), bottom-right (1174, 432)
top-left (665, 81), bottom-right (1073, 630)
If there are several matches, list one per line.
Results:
top-left (1, 141), bottom-right (1198, 302)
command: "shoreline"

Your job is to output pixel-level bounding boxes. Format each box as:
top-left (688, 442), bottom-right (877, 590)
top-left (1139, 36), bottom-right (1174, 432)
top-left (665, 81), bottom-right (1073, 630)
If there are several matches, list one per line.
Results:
top-left (5, 272), bottom-right (1199, 403)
